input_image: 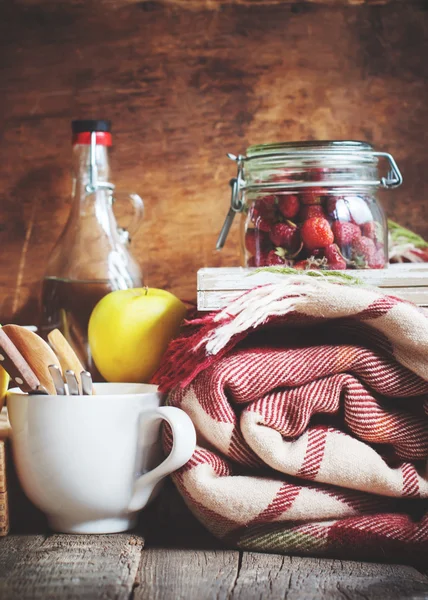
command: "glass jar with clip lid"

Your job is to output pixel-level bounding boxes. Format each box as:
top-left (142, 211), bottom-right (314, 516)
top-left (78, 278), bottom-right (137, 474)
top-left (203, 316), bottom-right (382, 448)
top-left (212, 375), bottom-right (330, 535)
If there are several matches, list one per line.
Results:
top-left (217, 141), bottom-right (403, 271)
top-left (40, 120), bottom-right (144, 374)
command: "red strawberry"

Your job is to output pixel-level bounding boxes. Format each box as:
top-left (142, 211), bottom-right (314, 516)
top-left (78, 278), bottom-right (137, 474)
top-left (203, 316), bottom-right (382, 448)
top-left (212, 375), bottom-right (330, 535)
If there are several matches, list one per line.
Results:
top-left (247, 253), bottom-right (268, 267)
top-left (324, 243), bottom-right (346, 270)
top-left (257, 195), bottom-right (277, 208)
top-left (257, 216), bottom-right (275, 232)
top-left (301, 217), bottom-right (334, 250)
top-left (293, 259), bottom-right (309, 270)
top-left (306, 167), bottom-right (329, 182)
top-left (351, 236), bottom-right (376, 267)
top-left (300, 191), bottom-right (323, 205)
top-left (361, 221), bottom-right (375, 240)
top-left (266, 250), bottom-right (286, 266)
top-left (368, 248), bottom-right (385, 269)
top-left (247, 256), bottom-right (258, 267)
top-left (278, 195), bottom-right (300, 219)
top-left (299, 204), bottom-right (325, 221)
top-left (332, 221), bottom-right (361, 246)
top-left (269, 223), bottom-right (299, 249)
top-left (248, 249), bottom-right (287, 267)
top-left (361, 220), bottom-right (384, 243)
top-left (245, 229), bottom-right (270, 255)
top-left (250, 196), bottom-right (277, 231)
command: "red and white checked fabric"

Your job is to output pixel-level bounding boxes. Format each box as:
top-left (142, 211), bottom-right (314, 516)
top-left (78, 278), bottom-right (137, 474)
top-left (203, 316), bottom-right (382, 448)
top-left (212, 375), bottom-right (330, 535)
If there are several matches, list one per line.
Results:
top-left (154, 277), bottom-right (428, 560)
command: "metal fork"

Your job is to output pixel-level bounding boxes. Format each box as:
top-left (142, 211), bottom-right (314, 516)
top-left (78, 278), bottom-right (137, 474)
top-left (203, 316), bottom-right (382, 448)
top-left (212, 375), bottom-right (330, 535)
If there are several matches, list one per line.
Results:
top-left (48, 365), bottom-right (66, 395)
top-left (65, 370), bottom-right (80, 395)
top-left (80, 371), bottom-right (93, 395)
top-left (48, 365), bottom-right (93, 396)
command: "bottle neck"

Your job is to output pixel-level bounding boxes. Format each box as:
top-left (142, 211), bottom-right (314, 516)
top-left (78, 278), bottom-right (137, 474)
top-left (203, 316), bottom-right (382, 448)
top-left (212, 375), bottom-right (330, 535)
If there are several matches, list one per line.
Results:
top-left (70, 143), bottom-right (114, 242)
top-left (72, 143), bottom-right (111, 189)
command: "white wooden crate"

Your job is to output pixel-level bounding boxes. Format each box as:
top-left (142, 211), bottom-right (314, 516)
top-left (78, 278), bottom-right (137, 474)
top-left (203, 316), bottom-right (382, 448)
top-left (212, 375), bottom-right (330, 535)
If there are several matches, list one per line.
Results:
top-left (197, 264), bottom-right (428, 311)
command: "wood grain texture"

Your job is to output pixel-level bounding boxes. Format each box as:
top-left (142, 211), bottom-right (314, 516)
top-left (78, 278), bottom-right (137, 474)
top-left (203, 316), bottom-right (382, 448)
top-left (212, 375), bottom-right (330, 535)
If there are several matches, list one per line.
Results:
top-left (231, 553), bottom-right (428, 599)
top-left (135, 548), bottom-right (240, 600)
top-left (196, 264), bottom-right (428, 309)
top-left (0, 532), bottom-right (427, 599)
top-left (1, 1), bottom-right (428, 322)
top-left (8, 0), bottom-right (419, 6)
top-left (0, 533), bottom-right (144, 600)
top-left (198, 264), bottom-right (428, 288)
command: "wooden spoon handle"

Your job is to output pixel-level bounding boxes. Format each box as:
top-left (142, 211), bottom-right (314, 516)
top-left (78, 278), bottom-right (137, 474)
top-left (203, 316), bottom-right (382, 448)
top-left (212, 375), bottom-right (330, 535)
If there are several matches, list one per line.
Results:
top-left (0, 329), bottom-right (47, 394)
top-left (47, 329), bottom-right (86, 394)
top-left (2, 325), bottom-right (60, 396)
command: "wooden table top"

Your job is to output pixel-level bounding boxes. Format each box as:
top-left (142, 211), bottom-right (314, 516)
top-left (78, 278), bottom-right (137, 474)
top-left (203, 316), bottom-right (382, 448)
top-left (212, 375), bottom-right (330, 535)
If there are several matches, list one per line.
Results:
top-left (0, 481), bottom-right (427, 600)
top-left (2, 534), bottom-right (428, 600)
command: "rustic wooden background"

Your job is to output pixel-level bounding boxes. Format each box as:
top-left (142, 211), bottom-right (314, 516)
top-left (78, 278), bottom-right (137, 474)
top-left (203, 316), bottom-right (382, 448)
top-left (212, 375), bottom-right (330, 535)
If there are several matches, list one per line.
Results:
top-left (0, 0), bottom-right (427, 324)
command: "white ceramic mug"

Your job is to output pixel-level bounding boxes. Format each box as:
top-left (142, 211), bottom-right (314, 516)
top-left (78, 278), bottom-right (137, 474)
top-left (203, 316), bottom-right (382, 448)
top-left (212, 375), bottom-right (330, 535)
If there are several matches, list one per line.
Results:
top-left (7, 382), bottom-right (196, 534)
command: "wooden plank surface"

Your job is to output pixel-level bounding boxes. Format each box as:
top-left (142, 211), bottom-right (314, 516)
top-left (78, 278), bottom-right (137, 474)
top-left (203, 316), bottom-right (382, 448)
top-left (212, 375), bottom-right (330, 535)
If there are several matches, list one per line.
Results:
top-left (135, 548), bottom-right (240, 600)
top-left (1, 533), bottom-right (428, 599)
top-left (127, 546), bottom-right (428, 600)
top-left (198, 287), bottom-right (428, 310)
top-left (232, 553), bottom-right (428, 600)
top-left (1, 2), bottom-right (428, 323)
top-left (197, 265), bottom-right (428, 310)
top-left (129, 546), bottom-right (428, 600)
top-left (198, 264), bottom-right (428, 290)
top-left (0, 533), bottom-right (144, 600)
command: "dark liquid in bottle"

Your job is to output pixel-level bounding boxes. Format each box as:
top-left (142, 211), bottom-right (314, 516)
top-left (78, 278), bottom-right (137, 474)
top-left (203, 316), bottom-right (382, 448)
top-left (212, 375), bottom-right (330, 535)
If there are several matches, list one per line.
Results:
top-left (40, 277), bottom-right (139, 379)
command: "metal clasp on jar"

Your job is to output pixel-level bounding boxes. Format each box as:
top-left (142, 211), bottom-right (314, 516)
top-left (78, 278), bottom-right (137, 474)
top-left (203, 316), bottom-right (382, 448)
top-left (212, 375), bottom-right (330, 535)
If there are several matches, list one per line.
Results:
top-left (373, 152), bottom-right (403, 189)
top-left (216, 154), bottom-right (245, 250)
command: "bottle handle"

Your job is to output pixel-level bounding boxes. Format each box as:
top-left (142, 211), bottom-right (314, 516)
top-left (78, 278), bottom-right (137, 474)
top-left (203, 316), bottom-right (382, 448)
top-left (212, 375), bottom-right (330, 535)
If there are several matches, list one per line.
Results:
top-left (112, 192), bottom-right (144, 243)
top-left (128, 406), bottom-right (196, 512)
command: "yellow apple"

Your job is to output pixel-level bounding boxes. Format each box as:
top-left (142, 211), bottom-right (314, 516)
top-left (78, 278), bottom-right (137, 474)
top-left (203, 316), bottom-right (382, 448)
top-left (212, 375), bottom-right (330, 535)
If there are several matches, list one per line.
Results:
top-left (88, 288), bottom-right (187, 383)
top-left (0, 366), bottom-right (9, 412)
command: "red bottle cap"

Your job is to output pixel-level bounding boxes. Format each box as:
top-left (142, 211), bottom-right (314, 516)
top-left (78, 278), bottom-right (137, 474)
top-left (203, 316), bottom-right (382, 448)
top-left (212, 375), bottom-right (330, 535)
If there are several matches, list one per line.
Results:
top-left (72, 131), bottom-right (112, 146)
top-left (71, 120), bottom-right (112, 146)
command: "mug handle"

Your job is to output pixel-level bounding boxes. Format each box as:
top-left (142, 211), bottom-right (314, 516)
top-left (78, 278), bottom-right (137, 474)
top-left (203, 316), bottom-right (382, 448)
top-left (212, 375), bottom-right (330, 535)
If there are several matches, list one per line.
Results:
top-left (128, 406), bottom-right (196, 512)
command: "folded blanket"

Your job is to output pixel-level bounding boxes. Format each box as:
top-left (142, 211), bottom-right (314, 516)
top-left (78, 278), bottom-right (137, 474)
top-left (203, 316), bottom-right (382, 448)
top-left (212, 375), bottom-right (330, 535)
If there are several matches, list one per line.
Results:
top-left (154, 276), bottom-right (428, 561)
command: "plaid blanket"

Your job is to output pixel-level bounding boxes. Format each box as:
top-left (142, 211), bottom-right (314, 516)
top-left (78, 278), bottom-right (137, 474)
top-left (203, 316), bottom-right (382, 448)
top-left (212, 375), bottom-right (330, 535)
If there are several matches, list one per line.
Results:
top-left (154, 276), bottom-right (428, 561)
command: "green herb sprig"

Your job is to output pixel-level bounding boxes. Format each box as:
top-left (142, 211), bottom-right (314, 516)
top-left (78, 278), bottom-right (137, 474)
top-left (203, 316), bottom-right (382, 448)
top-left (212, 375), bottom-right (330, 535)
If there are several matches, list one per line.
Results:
top-left (250, 266), bottom-right (363, 286)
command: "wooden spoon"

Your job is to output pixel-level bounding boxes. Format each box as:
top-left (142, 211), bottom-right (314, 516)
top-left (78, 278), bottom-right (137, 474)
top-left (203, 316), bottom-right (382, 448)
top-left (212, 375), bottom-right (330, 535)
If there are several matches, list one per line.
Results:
top-left (2, 325), bottom-right (61, 396)
top-left (47, 329), bottom-right (88, 395)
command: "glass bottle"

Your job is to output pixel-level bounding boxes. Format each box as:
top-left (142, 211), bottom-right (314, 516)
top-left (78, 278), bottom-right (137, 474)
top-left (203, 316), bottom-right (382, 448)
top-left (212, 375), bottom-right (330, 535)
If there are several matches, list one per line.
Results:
top-left (40, 120), bottom-right (144, 375)
top-left (217, 141), bottom-right (403, 270)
